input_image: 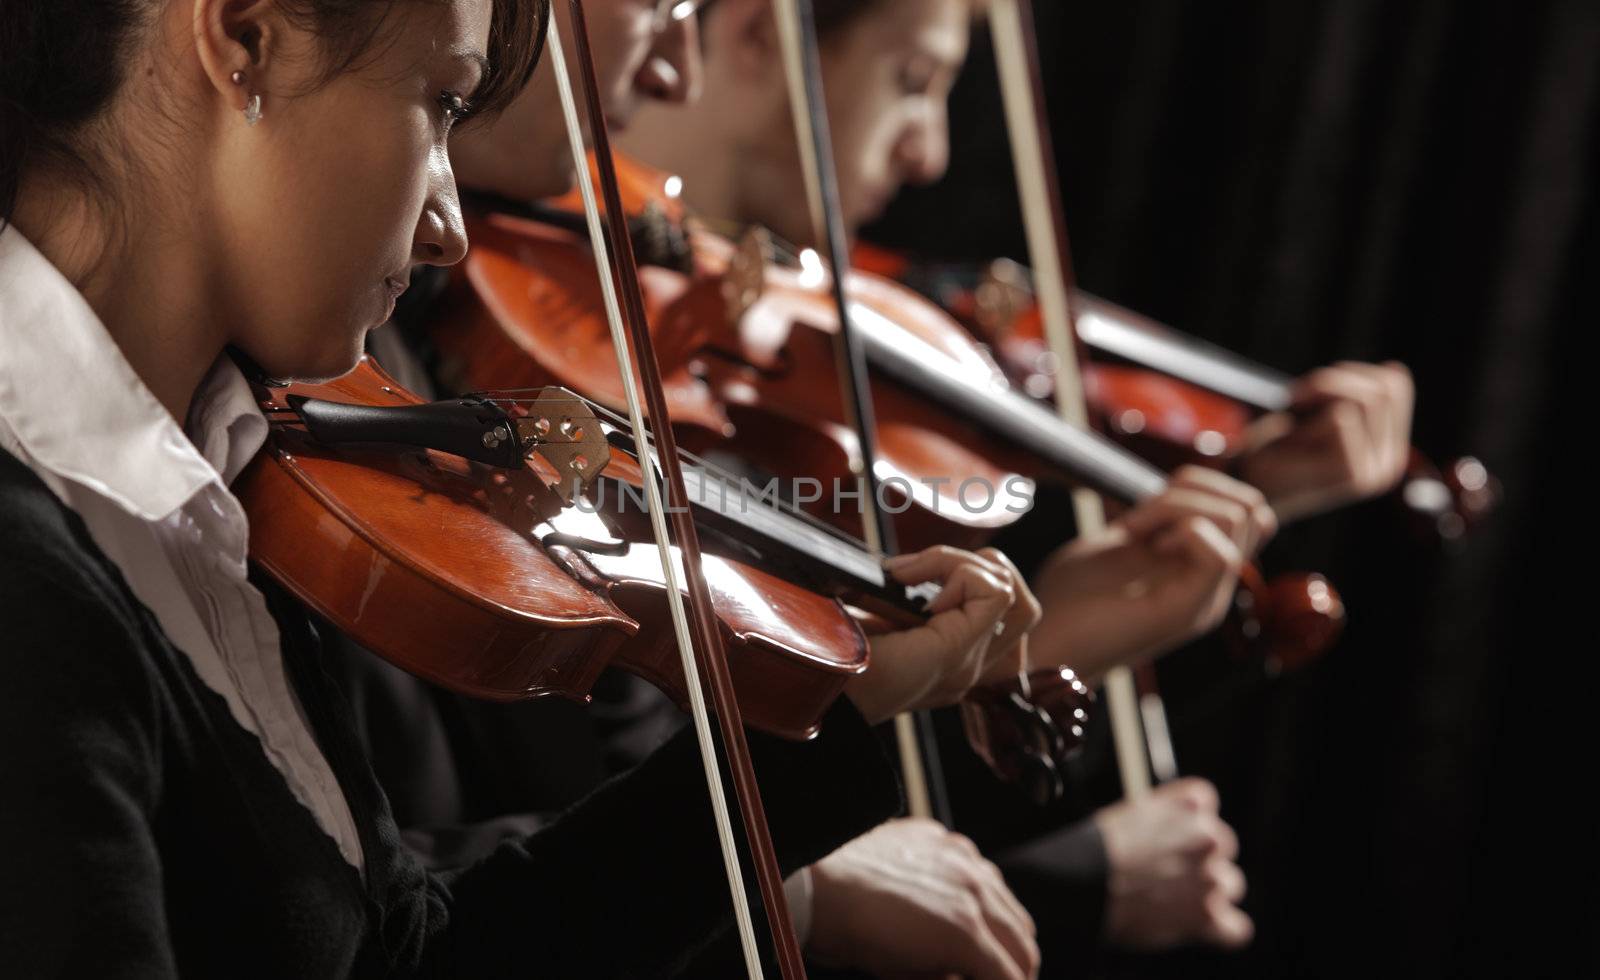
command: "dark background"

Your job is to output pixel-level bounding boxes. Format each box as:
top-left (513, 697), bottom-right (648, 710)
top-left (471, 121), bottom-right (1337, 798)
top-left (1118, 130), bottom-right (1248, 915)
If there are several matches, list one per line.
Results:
top-left (867, 2), bottom-right (1596, 977)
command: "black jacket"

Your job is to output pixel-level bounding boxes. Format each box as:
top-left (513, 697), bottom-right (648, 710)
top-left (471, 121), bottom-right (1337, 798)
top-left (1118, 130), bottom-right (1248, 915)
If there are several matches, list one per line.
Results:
top-left (0, 448), bottom-right (900, 978)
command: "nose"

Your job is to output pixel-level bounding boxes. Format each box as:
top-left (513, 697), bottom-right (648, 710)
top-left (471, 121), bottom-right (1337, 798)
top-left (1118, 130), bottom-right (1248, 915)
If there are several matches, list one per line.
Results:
top-left (896, 102), bottom-right (951, 188)
top-left (636, 10), bottom-right (703, 105)
top-left (413, 146), bottom-right (469, 267)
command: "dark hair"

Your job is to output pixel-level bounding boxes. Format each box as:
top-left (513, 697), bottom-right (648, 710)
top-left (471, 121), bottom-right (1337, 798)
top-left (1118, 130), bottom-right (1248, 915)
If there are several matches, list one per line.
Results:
top-left (0, 0), bottom-right (549, 227)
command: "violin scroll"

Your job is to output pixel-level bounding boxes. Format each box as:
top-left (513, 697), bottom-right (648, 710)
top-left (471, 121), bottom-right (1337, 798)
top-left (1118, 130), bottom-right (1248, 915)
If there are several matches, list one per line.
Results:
top-left (1400, 451), bottom-right (1500, 545)
top-left (961, 666), bottom-right (1094, 806)
top-left (1230, 567), bottom-right (1346, 673)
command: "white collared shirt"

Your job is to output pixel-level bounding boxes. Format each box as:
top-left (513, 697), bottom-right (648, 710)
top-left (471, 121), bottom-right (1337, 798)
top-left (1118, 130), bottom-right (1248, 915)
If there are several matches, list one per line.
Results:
top-left (0, 225), bottom-right (364, 870)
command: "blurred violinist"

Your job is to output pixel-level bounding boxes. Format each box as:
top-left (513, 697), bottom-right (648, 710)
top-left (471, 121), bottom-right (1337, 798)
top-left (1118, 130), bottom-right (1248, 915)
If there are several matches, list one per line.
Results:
top-left (620, 0), bottom-right (1283, 686)
top-left (617, 0), bottom-right (1282, 961)
top-left (620, 0), bottom-right (1415, 529)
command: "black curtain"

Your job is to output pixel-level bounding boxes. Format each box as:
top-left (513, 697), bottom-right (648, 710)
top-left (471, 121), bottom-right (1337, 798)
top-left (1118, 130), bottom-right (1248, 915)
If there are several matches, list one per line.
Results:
top-left (867, 2), bottom-right (1596, 976)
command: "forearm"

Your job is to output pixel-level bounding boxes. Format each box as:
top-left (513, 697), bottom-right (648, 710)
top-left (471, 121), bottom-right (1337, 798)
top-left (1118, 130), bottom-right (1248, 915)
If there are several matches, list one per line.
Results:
top-left (1028, 600), bottom-right (1170, 687)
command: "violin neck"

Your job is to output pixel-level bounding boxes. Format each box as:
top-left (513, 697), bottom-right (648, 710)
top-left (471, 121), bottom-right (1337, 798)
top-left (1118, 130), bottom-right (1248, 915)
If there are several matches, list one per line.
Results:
top-left (848, 301), bottom-right (1169, 504)
top-left (1073, 291), bottom-right (1296, 411)
top-left (600, 430), bottom-right (930, 619)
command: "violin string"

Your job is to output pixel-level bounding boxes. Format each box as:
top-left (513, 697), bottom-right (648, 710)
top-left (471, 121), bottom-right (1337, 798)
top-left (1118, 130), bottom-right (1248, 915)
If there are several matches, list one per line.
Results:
top-left (472, 389), bottom-right (879, 551)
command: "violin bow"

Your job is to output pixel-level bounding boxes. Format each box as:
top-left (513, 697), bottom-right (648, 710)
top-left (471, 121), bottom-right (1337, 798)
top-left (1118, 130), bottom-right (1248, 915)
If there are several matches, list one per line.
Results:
top-left (548, 4), bottom-right (806, 976)
top-left (986, 0), bottom-right (1168, 794)
top-left (768, 0), bottom-right (956, 825)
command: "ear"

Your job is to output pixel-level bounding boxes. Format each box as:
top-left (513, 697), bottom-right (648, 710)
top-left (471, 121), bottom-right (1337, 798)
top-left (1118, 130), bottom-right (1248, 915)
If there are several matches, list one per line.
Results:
top-left (707, 0), bottom-right (780, 84)
top-left (192, 0), bottom-right (281, 112)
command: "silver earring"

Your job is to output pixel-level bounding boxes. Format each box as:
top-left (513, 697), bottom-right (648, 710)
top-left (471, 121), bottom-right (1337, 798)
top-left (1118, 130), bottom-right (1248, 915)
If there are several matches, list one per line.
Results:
top-left (231, 70), bottom-right (261, 126)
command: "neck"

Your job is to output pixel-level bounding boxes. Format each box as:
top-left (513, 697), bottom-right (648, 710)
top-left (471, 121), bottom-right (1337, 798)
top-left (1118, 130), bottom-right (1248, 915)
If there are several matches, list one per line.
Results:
top-left (11, 171), bottom-right (223, 426)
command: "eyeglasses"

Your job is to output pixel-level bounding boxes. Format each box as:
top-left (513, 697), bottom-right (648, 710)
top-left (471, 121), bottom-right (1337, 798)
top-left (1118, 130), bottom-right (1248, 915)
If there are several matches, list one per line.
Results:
top-left (653, 0), bottom-right (715, 31)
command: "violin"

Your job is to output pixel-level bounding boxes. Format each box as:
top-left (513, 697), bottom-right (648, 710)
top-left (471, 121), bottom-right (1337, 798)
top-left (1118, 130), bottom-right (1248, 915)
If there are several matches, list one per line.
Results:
top-left (241, 357), bottom-right (853, 738)
top-left (854, 247), bottom-right (1500, 543)
top-left (448, 156), bottom-right (1340, 671)
top-left (238, 356), bottom-right (1091, 794)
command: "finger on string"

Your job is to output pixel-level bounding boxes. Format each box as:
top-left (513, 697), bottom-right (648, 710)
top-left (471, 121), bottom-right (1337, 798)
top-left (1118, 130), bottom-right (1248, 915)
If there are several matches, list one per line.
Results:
top-left (978, 547), bottom-right (1043, 634)
top-left (1152, 517), bottom-right (1240, 574)
top-left (886, 545), bottom-right (987, 585)
top-left (925, 561), bottom-right (1014, 622)
top-left (1167, 467), bottom-right (1277, 545)
top-left (1301, 368), bottom-right (1388, 464)
top-left (1126, 492), bottom-right (1247, 552)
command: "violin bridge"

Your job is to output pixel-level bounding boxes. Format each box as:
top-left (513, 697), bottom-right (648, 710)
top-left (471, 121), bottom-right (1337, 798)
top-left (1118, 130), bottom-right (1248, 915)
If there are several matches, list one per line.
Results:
top-left (721, 226), bottom-right (770, 324)
top-left (510, 389), bottom-right (612, 504)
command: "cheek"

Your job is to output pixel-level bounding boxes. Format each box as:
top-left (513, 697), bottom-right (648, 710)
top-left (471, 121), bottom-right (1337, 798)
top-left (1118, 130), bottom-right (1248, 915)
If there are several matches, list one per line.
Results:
top-left (228, 99), bottom-right (433, 375)
top-left (835, 105), bottom-right (897, 193)
top-left (298, 104), bottom-right (430, 257)
top-left (826, 74), bottom-right (896, 182)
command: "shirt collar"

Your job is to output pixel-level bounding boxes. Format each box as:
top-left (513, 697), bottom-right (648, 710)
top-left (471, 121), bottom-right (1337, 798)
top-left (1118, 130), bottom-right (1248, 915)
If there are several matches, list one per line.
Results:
top-left (0, 225), bottom-right (268, 520)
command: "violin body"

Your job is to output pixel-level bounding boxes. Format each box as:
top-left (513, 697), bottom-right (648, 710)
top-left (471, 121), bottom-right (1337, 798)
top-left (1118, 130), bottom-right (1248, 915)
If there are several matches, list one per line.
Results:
top-left (238, 357), bottom-right (868, 740)
top-left (427, 211), bottom-right (734, 437)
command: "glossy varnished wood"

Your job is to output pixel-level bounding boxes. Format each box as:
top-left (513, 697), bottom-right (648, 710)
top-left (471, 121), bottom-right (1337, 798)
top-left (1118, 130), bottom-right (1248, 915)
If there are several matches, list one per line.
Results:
top-left (430, 211), bottom-right (732, 436)
top-left (239, 358), bottom-right (866, 739)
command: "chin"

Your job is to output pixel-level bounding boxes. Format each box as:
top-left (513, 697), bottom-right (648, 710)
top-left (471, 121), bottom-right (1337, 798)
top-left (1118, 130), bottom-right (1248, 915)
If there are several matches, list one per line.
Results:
top-left (301, 340), bottom-right (369, 385)
top-left (244, 333), bottom-right (367, 386)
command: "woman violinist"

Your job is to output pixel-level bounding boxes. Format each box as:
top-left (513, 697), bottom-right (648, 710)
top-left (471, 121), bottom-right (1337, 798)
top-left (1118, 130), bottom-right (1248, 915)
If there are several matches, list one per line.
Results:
top-left (0, 1), bottom-right (1036, 976)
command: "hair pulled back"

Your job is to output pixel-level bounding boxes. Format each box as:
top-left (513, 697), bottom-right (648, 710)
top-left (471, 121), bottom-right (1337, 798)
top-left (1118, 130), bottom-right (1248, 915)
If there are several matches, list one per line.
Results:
top-left (0, 0), bottom-right (549, 227)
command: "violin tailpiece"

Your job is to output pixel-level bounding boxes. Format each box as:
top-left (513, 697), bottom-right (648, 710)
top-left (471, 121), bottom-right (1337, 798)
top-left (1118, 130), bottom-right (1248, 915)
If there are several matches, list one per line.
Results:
top-left (508, 388), bottom-right (613, 504)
